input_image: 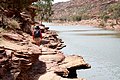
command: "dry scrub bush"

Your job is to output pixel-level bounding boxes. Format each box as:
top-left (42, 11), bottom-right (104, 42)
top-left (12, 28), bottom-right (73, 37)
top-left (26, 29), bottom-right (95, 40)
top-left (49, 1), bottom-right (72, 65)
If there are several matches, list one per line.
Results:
top-left (8, 19), bottom-right (20, 30)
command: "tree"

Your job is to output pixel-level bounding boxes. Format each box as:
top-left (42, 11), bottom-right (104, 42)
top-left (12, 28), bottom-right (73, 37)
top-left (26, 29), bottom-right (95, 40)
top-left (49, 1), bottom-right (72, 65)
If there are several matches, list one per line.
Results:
top-left (33, 0), bottom-right (54, 22)
top-left (0, 0), bottom-right (38, 33)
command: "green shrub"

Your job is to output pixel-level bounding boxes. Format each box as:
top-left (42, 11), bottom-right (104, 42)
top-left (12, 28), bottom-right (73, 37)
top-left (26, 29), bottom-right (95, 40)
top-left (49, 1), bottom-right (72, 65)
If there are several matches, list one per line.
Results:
top-left (103, 15), bottom-right (110, 22)
top-left (100, 12), bottom-right (110, 22)
top-left (108, 3), bottom-right (120, 24)
top-left (72, 15), bottom-right (81, 21)
top-left (59, 18), bottom-right (67, 21)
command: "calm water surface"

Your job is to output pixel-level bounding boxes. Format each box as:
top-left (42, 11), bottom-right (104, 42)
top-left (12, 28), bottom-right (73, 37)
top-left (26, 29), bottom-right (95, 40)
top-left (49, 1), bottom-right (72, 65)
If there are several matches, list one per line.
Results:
top-left (45, 23), bottom-right (120, 80)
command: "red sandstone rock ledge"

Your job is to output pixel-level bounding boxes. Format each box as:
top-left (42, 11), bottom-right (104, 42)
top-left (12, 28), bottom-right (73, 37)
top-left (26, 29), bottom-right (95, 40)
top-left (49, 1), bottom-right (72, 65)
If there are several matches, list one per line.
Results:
top-left (0, 25), bottom-right (91, 80)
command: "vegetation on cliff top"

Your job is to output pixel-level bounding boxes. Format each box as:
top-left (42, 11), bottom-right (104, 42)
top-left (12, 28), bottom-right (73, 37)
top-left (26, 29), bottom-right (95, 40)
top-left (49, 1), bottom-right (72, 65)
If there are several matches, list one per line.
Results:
top-left (0, 0), bottom-right (54, 33)
top-left (32, 0), bottom-right (54, 22)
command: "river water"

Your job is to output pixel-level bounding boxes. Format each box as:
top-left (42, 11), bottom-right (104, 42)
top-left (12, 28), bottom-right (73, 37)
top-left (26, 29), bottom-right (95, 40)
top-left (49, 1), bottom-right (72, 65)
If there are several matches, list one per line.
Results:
top-left (45, 23), bottom-right (120, 80)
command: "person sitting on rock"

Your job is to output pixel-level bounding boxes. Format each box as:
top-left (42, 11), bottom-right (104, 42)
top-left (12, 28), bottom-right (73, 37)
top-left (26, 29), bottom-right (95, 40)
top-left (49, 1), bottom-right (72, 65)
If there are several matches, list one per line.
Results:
top-left (32, 25), bottom-right (42, 46)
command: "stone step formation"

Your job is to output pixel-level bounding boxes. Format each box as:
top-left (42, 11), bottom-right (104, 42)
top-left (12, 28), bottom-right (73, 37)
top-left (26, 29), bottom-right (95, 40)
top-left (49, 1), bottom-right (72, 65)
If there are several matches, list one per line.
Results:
top-left (0, 24), bottom-right (91, 80)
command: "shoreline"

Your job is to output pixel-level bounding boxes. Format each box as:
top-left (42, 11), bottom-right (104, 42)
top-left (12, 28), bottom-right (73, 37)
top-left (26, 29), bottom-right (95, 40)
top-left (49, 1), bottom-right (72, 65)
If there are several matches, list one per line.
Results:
top-left (0, 25), bottom-right (91, 80)
top-left (51, 19), bottom-right (120, 31)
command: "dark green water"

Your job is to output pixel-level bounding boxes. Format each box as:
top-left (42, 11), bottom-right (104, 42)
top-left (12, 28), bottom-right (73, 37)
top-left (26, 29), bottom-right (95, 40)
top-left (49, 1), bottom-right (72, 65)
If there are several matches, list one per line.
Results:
top-left (45, 23), bottom-right (120, 80)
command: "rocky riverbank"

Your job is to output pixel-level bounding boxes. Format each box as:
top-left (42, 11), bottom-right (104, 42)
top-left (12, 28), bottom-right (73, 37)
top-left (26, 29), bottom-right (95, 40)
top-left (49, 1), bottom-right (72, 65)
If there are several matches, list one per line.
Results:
top-left (0, 25), bottom-right (91, 80)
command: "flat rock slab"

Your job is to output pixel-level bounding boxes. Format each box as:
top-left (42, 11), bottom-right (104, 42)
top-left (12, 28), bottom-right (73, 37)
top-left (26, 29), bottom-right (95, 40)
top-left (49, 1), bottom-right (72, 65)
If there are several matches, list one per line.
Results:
top-left (41, 47), bottom-right (57, 52)
top-left (59, 55), bottom-right (91, 69)
top-left (41, 51), bottom-right (57, 55)
top-left (39, 53), bottom-right (65, 62)
top-left (3, 33), bottom-right (24, 41)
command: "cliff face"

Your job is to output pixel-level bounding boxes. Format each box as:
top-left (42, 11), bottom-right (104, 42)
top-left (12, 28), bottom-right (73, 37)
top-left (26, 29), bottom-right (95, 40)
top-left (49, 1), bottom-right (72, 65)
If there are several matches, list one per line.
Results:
top-left (52, 0), bottom-right (119, 19)
top-left (0, 24), bottom-right (91, 80)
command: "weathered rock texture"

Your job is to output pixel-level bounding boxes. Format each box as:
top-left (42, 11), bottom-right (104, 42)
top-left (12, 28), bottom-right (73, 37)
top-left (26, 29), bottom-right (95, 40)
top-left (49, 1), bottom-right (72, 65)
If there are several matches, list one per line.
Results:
top-left (0, 24), bottom-right (91, 80)
top-left (52, 0), bottom-right (120, 19)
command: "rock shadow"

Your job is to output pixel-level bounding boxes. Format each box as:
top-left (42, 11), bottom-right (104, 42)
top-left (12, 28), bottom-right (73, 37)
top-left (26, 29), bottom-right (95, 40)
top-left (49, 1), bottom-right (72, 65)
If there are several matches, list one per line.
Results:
top-left (16, 60), bottom-right (46, 80)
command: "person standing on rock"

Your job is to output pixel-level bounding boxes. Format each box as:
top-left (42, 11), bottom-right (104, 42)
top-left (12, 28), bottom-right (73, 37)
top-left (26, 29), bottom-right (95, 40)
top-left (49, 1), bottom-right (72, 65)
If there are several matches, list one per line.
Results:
top-left (32, 25), bottom-right (42, 46)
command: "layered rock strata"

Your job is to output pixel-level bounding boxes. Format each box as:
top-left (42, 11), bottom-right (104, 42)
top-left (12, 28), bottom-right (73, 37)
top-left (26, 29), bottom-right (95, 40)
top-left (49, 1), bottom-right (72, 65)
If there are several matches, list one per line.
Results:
top-left (0, 25), bottom-right (91, 80)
